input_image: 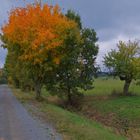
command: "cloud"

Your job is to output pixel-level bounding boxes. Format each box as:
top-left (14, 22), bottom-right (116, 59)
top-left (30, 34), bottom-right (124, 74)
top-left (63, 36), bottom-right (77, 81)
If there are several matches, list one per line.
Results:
top-left (1, 0), bottom-right (140, 68)
top-left (97, 32), bottom-right (140, 68)
top-left (0, 48), bottom-right (7, 68)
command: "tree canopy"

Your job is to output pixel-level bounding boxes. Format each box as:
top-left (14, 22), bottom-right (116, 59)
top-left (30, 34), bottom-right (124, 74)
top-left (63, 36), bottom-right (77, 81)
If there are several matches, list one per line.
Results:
top-left (1, 3), bottom-right (99, 103)
top-left (104, 40), bottom-right (140, 95)
top-left (2, 3), bottom-right (80, 99)
top-left (45, 10), bottom-right (98, 105)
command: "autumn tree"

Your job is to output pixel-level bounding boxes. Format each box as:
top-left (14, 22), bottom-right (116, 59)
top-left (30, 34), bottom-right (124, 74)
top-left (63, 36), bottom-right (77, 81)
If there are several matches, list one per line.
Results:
top-left (104, 40), bottom-right (140, 95)
top-left (2, 3), bottom-right (78, 99)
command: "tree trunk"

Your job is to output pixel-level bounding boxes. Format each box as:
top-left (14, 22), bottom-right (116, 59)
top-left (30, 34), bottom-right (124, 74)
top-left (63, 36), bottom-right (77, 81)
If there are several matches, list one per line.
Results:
top-left (123, 80), bottom-right (131, 95)
top-left (67, 87), bottom-right (73, 105)
top-left (34, 81), bottom-right (42, 100)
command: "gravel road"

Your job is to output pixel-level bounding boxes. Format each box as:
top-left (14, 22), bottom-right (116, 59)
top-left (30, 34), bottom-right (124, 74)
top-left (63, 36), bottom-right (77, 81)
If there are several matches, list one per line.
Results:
top-left (0, 85), bottom-right (62, 140)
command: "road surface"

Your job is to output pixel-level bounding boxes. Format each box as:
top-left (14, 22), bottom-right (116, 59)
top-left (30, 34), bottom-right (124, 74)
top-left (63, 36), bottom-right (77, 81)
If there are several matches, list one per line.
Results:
top-left (0, 85), bottom-right (61, 140)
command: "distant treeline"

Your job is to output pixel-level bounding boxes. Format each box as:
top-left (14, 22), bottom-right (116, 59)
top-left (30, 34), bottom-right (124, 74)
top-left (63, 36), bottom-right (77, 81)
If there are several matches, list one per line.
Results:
top-left (0, 68), bottom-right (7, 84)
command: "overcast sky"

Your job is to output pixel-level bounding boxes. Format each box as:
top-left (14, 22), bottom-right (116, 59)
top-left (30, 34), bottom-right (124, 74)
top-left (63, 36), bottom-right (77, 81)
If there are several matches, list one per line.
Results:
top-left (0, 0), bottom-right (140, 68)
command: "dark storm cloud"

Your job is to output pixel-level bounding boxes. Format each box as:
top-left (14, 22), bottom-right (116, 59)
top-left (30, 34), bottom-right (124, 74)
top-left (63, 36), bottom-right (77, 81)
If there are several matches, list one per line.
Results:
top-left (1, 0), bottom-right (140, 67)
top-left (2, 0), bottom-right (140, 39)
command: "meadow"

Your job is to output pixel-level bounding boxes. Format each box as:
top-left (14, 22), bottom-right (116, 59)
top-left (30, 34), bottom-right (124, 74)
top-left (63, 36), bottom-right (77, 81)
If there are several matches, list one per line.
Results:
top-left (81, 77), bottom-right (140, 139)
top-left (84, 77), bottom-right (140, 96)
top-left (12, 77), bottom-right (140, 140)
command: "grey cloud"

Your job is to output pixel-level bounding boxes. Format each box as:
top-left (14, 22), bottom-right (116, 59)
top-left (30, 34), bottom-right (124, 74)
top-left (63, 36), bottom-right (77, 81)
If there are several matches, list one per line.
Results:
top-left (1, 0), bottom-right (140, 67)
top-left (0, 48), bottom-right (7, 68)
top-left (42, 0), bottom-right (140, 42)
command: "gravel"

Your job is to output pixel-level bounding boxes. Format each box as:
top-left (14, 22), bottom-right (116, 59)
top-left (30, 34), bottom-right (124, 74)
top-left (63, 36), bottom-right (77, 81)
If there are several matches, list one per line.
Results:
top-left (0, 85), bottom-right (62, 140)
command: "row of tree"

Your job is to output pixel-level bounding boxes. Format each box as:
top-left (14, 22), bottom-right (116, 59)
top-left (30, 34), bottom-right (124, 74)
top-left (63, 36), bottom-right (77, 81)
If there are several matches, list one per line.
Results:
top-left (1, 3), bottom-right (98, 104)
top-left (1, 2), bottom-right (140, 104)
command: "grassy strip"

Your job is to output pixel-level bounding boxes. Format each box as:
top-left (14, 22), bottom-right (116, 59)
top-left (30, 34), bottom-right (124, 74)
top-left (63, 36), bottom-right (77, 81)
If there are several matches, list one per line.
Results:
top-left (12, 88), bottom-right (126, 140)
top-left (90, 96), bottom-right (140, 121)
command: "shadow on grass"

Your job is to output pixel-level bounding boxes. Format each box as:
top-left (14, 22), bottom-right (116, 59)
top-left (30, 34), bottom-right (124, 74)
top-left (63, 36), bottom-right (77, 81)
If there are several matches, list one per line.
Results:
top-left (110, 90), bottom-right (139, 98)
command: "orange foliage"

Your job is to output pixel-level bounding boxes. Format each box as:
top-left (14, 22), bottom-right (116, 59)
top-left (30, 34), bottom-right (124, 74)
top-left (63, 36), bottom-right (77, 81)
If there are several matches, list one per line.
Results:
top-left (2, 3), bottom-right (77, 64)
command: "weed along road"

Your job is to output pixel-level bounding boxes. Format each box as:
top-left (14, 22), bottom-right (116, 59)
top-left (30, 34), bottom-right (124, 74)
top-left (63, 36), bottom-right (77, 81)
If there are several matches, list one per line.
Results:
top-left (0, 85), bottom-right (59, 140)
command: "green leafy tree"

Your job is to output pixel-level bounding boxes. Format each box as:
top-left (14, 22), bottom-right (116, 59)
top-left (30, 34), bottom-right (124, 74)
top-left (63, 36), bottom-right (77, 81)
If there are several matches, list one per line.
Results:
top-left (0, 68), bottom-right (7, 84)
top-left (65, 10), bottom-right (82, 29)
top-left (104, 40), bottom-right (140, 95)
top-left (46, 11), bottom-right (98, 105)
top-left (4, 44), bottom-right (20, 87)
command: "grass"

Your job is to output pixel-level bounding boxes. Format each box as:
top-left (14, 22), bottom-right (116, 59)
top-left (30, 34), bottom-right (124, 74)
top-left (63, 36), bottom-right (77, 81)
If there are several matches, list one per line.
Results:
top-left (90, 96), bottom-right (140, 120)
top-left (11, 77), bottom-right (140, 140)
top-left (83, 77), bottom-right (140, 96)
top-left (39, 103), bottom-right (125, 140)
top-left (12, 87), bottom-right (126, 140)
top-left (81, 77), bottom-right (140, 121)
top-left (80, 77), bottom-right (140, 139)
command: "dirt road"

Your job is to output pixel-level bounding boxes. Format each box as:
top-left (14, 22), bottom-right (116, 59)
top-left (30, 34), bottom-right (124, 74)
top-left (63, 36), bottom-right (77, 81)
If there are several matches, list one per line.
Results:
top-left (0, 85), bottom-right (61, 140)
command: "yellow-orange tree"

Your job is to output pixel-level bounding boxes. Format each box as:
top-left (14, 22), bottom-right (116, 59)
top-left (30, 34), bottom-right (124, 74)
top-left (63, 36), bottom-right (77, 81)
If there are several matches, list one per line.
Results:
top-left (2, 3), bottom-right (79, 99)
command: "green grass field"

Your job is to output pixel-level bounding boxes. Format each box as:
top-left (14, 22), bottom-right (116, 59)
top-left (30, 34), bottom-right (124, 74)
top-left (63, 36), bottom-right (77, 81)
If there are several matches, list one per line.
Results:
top-left (84, 77), bottom-right (140, 95)
top-left (12, 77), bottom-right (140, 140)
top-left (81, 77), bottom-right (140, 139)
